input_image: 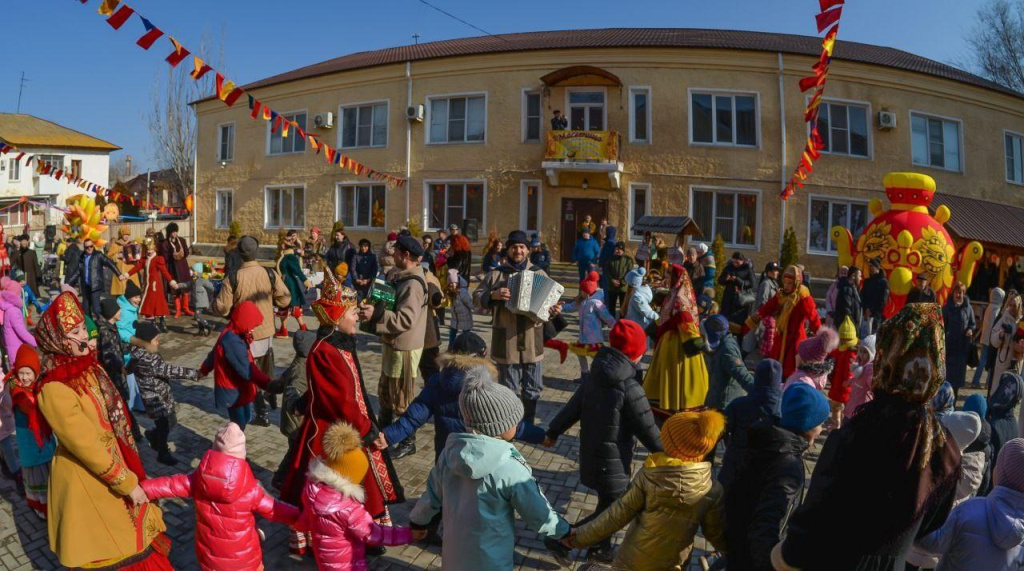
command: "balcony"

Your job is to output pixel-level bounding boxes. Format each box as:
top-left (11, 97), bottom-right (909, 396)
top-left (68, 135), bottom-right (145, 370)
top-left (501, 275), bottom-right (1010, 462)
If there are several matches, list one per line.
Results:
top-left (542, 130), bottom-right (625, 189)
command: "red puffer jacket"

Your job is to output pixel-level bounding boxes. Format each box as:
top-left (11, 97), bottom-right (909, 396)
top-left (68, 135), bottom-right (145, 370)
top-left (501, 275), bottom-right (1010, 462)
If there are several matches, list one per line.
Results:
top-left (297, 459), bottom-right (412, 570)
top-left (141, 449), bottom-right (300, 570)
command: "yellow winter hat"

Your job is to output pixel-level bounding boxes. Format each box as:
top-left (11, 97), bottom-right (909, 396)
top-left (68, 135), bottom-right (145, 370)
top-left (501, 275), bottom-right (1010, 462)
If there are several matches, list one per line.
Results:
top-left (321, 422), bottom-right (369, 484)
top-left (661, 410), bottom-right (726, 463)
top-left (838, 316), bottom-right (859, 351)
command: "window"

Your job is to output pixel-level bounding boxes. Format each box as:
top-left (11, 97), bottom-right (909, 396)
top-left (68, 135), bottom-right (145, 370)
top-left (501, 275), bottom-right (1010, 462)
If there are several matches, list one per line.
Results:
top-left (568, 89), bottom-right (605, 131)
top-left (340, 102), bottom-right (388, 149)
top-left (8, 159), bottom-right (19, 182)
top-left (268, 112), bottom-right (307, 155)
top-left (0, 205), bottom-right (27, 227)
top-left (690, 187), bottom-right (758, 247)
top-left (629, 87), bottom-right (651, 143)
top-left (816, 102), bottom-right (869, 157)
top-left (690, 92), bottom-right (758, 146)
top-left (215, 190), bottom-right (233, 229)
top-left (37, 154), bottom-right (64, 171)
top-left (337, 183), bottom-right (386, 229)
top-left (218, 123), bottom-right (235, 162)
top-left (1006, 132), bottom-right (1024, 185)
top-left (71, 160), bottom-right (82, 180)
top-left (911, 113), bottom-right (961, 171)
top-left (428, 95), bottom-right (486, 144)
top-left (264, 186), bottom-right (305, 229)
top-left (427, 182), bottom-right (485, 230)
top-left (520, 181), bottom-right (541, 233)
top-left (523, 91), bottom-right (542, 142)
top-left (808, 198), bottom-right (869, 254)
top-left (629, 183), bottom-right (651, 240)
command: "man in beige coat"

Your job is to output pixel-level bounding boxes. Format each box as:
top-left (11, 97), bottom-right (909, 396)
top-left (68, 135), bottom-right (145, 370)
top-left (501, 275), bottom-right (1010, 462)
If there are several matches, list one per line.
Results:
top-left (474, 230), bottom-right (562, 424)
top-left (359, 234), bottom-right (428, 458)
top-left (213, 235), bottom-right (291, 425)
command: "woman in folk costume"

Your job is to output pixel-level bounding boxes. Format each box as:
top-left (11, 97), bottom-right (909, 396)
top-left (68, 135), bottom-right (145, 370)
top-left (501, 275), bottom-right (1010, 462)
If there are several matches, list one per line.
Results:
top-left (158, 223), bottom-right (193, 318)
top-left (275, 229), bottom-right (309, 338)
top-left (989, 289), bottom-right (1024, 398)
top-left (132, 239), bottom-right (178, 333)
top-left (34, 292), bottom-right (170, 570)
top-left (279, 271), bottom-right (404, 556)
top-left (643, 263), bottom-right (710, 411)
top-left (109, 227), bottom-right (141, 297)
top-left (745, 265), bottom-right (822, 378)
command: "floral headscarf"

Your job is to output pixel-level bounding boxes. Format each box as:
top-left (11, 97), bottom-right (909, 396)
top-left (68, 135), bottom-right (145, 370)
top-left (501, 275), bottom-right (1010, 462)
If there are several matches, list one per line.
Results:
top-left (873, 303), bottom-right (946, 403)
top-left (660, 263), bottom-right (700, 332)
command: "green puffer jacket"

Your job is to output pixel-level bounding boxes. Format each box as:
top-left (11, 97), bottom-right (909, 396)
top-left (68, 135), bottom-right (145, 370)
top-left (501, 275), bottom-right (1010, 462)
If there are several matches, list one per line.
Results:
top-left (603, 255), bottom-right (635, 294)
top-left (574, 454), bottom-right (727, 571)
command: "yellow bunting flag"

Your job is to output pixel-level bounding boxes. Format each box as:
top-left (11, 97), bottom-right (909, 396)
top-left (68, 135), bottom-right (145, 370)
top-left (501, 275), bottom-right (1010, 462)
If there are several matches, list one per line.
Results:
top-left (98, 0), bottom-right (120, 16)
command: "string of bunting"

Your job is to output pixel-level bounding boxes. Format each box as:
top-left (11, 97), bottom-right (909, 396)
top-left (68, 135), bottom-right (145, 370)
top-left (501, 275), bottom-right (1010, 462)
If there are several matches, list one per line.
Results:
top-left (84, 0), bottom-right (406, 189)
top-left (0, 143), bottom-right (189, 215)
top-left (781, 0), bottom-right (844, 200)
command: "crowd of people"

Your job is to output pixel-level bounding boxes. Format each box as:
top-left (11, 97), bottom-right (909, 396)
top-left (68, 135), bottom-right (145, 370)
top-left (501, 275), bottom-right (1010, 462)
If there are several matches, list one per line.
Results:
top-left (0, 214), bottom-right (1022, 571)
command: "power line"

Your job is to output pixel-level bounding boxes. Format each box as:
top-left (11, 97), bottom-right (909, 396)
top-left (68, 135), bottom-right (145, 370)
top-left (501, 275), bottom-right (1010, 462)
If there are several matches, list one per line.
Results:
top-left (16, 72), bottom-right (28, 113)
top-left (415, 0), bottom-right (510, 42)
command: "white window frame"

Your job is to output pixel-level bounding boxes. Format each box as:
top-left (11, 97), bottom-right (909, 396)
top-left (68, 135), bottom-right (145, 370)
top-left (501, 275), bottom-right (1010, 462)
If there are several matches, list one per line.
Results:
top-left (217, 122), bottom-right (235, 162)
top-left (265, 110), bottom-right (308, 156)
top-left (335, 181), bottom-right (388, 230)
top-left (627, 182), bottom-right (652, 241)
top-left (628, 86), bottom-right (652, 144)
top-left (805, 195), bottom-right (870, 256)
top-left (909, 110), bottom-right (965, 173)
top-left (214, 189), bottom-right (233, 229)
top-left (687, 185), bottom-right (762, 250)
top-left (1005, 129), bottom-right (1024, 186)
top-left (425, 92), bottom-right (488, 145)
top-left (519, 179), bottom-right (543, 234)
top-left (37, 154), bottom-right (65, 171)
top-left (338, 100), bottom-right (389, 150)
top-left (263, 184), bottom-right (306, 229)
top-left (8, 159), bottom-right (20, 182)
top-left (521, 89), bottom-right (543, 143)
top-left (687, 88), bottom-right (761, 148)
top-left (565, 87), bottom-right (608, 132)
top-left (422, 179), bottom-right (488, 232)
top-left (810, 97), bottom-right (872, 159)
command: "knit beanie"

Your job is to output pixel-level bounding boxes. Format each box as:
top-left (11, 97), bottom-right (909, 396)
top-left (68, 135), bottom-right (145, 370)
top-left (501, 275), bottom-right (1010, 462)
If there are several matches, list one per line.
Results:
top-left (859, 335), bottom-right (877, 362)
top-left (994, 438), bottom-right (1024, 492)
top-left (452, 331), bottom-right (488, 356)
top-left (192, 262), bottom-right (204, 274)
top-left (625, 267), bottom-right (646, 289)
top-left (798, 327), bottom-right (839, 364)
top-left (135, 321), bottom-right (160, 342)
top-left (100, 298), bottom-right (121, 321)
top-left (838, 317), bottom-right (858, 351)
top-left (962, 393), bottom-right (987, 420)
top-left (13, 344), bottom-right (40, 377)
top-left (124, 280), bottom-right (142, 299)
top-left (459, 365), bottom-right (524, 437)
top-left (780, 383), bottom-right (830, 434)
top-left (580, 271), bottom-right (600, 296)
top-left (941, 411), bottom-right (982, 452)
top-left (322, 422), bottom-right (370, 484)
top-left (660, 410), bottom-right (726, 462)
top-left (610, 319), bottom-right (646, 361)
top-left (213, 422), bottom-right (247, 459)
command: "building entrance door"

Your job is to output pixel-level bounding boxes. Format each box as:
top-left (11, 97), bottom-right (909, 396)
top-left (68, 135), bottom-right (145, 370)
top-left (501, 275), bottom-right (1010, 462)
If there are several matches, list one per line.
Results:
top-left (560, 197), bottom-right (607, 261)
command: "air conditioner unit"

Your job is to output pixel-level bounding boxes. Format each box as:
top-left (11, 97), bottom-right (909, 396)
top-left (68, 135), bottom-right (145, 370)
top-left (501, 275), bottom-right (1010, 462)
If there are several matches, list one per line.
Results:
top-left (407, 104), bottom-right (425, 122)
top-left (314, 112), bottom-right (334, 129)
top-left (878, 111), bottom-right (897, 130)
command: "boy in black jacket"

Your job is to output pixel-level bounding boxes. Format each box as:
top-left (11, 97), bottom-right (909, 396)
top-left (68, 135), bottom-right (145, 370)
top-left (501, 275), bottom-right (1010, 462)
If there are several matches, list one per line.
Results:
top-left (544, 319), bottom-right (662, 561)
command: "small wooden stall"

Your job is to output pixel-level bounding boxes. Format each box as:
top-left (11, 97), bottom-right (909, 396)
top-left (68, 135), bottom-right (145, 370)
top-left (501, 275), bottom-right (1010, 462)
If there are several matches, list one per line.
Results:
top-left (631, 215), bottom-right (702, 310)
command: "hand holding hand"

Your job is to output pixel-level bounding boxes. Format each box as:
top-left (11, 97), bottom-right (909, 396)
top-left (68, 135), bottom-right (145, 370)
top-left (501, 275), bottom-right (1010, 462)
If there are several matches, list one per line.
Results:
top-left (559, 532), bottom-right (577, 549)
top-left (357, 303), bottom-right (375, 322)
top-left (374, 433), bottom-right (389, 450)
top-left (169, 280), bottom-right (179, 289)
top-left (411, 528), bottom-right (429, 542)
top-left (119, 273), bottom-right (128, 282)
top-left (549, 302), bottom-right (563, 317)
top-left (129, 485), bottom-right (148, 506)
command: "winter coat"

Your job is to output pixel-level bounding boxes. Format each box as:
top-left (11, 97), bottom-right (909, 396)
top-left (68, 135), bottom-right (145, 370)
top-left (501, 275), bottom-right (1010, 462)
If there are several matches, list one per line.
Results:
top-left (351, 250), bottom-right (379, 282)
top-left (16, 247), bottom-right (39, 296)
top-left (706, 334), bottom-right (754, 411)
top-left (66, 250), bottom-right (121, 293)
top-left (298, 459), bottom-right (412, 570)
top-left (0, 377), bottom-right (12, 442)
top-left (980, 288), bottom-right (1006, 348)
top-left (365, 265), bottom-right (428, 351)
top-left (988, 374), bottom-right (1023, 482)
top-left (624, 283), bottom-right (659, 331)
top-left (409, 433), bottom-right (570, 571)
top-left (724, 424), bottom-right (809, 570)
top-left (563, 294), bottom-right (616, 345)
top-left (212, 260), bottom-right (291, 341)
top-left (529, 249), bottom-right (550, 272)
top-left (141, 449), bottom-right (300, 571)
top-left (943, 297), bottom-right (976, 390)
top-left (128, 338), bottom-right (197, 424)
top-left (97, 319), bottom-right (130, 403)
top-left (115, 295), bottom-right (139, 344)
top-left (845, 362), bottom-right (875, 419)
top-left (547, 347), bottom-right (663, 494)
top-left (699, 252), bottom-right (717, 290)
top-left (325, 239), bottom-right (354, 273)
top-left (473, 263), bottom-right (549, 365)
top-left (13, 408), bottom-right (56, 468)
top-left (267, 330), bottom-right (316, 439)
top-left (448, 285), bottom-right (474, 332)
top-left (199, 329), bottom-right (271, 410)
top-left (422, 270), bottom-right (443, 351)
top-left (915, 485), bottom-right (1024, 571)
top-left (0, 288), bottom-right (35, 367)
top-left (574, 455), bottom-right (726, 571)
top-left (159, 235), bottom-right (191, 282)
top-left (603, 254), bottom-right (634, 294)
top-left (598, 227), bottom-right (619, 269)
top-left (834, 278), bottom-right (863, 329)
top-left (572, 237), bottom-right (601, 269)
top-left (750, 287), bottom-right (821, 377)
top-left (719, 261), bottom-right (756, 324)
top-left (278, 251), bottom-right (307, 309)
top-left (861, 272), bottom-right (890, 317)
top-left (193, 276), bottom-right (215, 311)
top-left (989, 310), bottom-right (1024, 391)
top-left (137, 255), bottom-right (173, 318)
top-left (782, 368), bottom-right (829, 392)
top-left (753, 278), bottom-right (779, 314)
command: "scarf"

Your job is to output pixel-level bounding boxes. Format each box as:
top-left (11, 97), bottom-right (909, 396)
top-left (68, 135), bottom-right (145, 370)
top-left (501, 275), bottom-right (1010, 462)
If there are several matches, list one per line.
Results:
top-left (798, 359), bottom-right (834, 377)
top-left (10, 382), bottom-right (50, 449)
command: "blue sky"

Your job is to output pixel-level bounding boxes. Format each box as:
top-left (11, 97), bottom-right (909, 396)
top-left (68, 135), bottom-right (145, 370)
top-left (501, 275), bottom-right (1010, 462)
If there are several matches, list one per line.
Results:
top-left (3, 0), bottom-right (990, 172)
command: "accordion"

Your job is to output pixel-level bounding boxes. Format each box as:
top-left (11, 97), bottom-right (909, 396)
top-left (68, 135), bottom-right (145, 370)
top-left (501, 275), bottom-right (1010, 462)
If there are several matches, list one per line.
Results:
top-left (506, 270), bottom-right (564, 323)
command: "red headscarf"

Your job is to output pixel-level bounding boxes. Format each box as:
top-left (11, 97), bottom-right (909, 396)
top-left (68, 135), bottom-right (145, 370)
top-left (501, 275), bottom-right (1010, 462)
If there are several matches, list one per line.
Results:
top-left (9, 345), bottom-right (48, 448)
top-left (225, 300), bottom-right (263, 345)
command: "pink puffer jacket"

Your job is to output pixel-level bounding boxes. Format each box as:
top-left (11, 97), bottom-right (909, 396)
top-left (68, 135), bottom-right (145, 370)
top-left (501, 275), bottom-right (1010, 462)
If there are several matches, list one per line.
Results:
top-left (141, 450), bottom-right (300, 570)
top-left (298, 459), bottom-right (412, 570)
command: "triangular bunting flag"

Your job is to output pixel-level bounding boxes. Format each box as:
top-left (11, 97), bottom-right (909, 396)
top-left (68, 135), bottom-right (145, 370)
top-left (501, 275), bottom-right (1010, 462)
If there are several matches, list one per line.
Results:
top-left (191, 57), bottom-right (212, 80)
top-left (98, 0), bottom-right (120, 16)
top-left (816, 6), bottom-right (842, 33)
top-left (165, 37), bottom-right (190, 67)
top-left (106, 4), bottom-right (135, 29)
top-left (136, 16), bottom-right (163, 49)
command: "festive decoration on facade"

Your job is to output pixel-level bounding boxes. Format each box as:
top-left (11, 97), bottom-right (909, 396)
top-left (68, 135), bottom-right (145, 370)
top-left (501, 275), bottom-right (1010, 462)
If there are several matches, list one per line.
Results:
top-left (63, 194), bottom-right (110, 248)
top-left (830, 172), bottom-right (984, 317)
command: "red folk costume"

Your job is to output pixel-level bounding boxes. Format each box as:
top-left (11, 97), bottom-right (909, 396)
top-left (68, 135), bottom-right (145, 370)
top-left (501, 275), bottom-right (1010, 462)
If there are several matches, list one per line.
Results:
top-left (0, 224), bottom-right (11, 276)
top-left (746, 265), bottom-right (822, 378)
top-left (134, 254), bottom-right (174, 318)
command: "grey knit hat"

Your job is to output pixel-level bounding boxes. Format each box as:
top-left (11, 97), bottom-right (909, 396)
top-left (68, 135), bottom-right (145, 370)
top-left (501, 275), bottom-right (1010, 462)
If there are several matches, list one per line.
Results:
top-left (458, 366), bottom-right (524, 437)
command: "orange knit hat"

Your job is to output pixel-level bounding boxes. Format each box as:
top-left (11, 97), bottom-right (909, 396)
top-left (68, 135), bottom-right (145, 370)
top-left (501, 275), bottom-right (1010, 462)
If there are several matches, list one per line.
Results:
top-left (321, 422), bottom-right (369, 484)
top-left (660, 410), bottom-right (726, 462)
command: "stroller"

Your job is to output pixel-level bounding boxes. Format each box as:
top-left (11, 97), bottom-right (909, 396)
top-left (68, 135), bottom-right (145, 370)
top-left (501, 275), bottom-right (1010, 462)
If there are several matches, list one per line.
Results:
top-left (41, 253), bottom-right (59, 290)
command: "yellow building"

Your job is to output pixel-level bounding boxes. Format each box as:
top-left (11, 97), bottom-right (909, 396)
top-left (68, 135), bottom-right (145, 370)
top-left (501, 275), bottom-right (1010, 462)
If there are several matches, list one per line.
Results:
top-left (194, 28), bottom-right (1024, 278)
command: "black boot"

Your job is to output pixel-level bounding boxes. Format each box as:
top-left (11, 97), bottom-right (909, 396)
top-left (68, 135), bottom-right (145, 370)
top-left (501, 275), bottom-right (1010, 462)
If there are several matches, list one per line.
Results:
top-left (391, 438), bottom-right (416, 459)
top-left (267, 392), bottom-right (279, 411)
top-left (252, 392), bottom-right (271, 427)
top-left (153, 418), bottom-right (177, 466)
top-left (158, 316), bottom-right (167, 333)
top-left (521, 398), bottom-right (538, 425)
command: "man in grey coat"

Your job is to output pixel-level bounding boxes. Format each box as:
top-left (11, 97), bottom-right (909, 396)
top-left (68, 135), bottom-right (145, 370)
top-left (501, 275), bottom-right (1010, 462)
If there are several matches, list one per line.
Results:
top-left (704, 314), bottom-right (754, 411)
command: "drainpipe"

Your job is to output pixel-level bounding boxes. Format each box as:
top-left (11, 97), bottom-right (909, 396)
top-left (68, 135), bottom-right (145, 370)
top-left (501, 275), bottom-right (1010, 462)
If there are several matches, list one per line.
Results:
top-left (777, 52), bottom-right (788, 258)
top-left (405, 61), bottom-right (412, 227)
top-left (192, 128), bottom-right (199, 243)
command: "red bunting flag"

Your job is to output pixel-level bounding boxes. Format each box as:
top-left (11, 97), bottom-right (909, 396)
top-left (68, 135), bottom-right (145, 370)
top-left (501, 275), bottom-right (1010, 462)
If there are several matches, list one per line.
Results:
top-left (249, 97), bottom-right (262, 120)
top-left (191, 57), bottom-right (212, 80)
top-left (819, 0), bottom-right (843, 10)
top-left (106, 4), bottom-right (135, 29)
top-left (165, 37), bottom-right (190, 67)
top-left (816, 6), bottom-right (842, 33)
top-left (136, 16), bottom-right (163, 49)
top-left (14, 152), bottom-right (24, 161)
top-left (325, 146), bottom-right (336, 164)
top-left (281, 120), bottom-right (290, 138)
top-left (98, 0), bottom-right (120, 16)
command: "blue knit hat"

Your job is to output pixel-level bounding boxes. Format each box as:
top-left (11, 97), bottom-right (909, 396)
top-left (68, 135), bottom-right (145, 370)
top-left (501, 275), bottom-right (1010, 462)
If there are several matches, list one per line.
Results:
top-left (962, 393), bottom-right (987, 420)
top-left (780, 384), bottom-right (830, 434)
top-left (705, 315), bottom-right (730, 350)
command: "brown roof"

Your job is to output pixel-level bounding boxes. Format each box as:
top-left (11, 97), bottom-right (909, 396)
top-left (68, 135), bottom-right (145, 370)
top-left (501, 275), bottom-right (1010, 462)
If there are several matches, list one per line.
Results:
top-left (0, 113), bottom-right (120, 151)
top-left (931, 193), bottom-right (1024, 250)
top-left (199, 28), bottom-right (1021, 103)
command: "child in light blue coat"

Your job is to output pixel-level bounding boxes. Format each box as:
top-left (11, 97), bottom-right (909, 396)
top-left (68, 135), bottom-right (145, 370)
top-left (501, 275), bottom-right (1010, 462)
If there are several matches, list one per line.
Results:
top-left (623, 267), bottom-right (658, 334)
top-left (563, 271), bottom-right (616, 382)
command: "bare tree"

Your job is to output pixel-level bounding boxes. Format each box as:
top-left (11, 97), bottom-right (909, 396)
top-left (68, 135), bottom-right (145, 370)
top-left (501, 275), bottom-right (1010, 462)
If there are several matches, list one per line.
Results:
top-left (966, 0), bottom-right (1024, 92)
top-left (108, 155), bottom-right (130, 184)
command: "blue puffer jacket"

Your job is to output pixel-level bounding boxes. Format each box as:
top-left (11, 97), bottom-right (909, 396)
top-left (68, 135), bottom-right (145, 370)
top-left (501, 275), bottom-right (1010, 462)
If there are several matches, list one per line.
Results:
top-left (915, 485), bottom-right (1024, 570)
top-left (381, 354), bottom-right (544, 458)
top-left (598, 226), bottom-right (619, 268)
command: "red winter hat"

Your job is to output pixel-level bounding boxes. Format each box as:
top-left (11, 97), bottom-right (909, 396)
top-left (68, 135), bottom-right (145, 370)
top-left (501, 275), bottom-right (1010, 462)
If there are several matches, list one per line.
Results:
top-left (580, 271), bottom-right (600, 296)
top-left (13, 344), bottom-right (40, 377)
top-left (610, 319), bottom-right (647, 361)
top-left (798, 327), bottom-right (839, 364)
